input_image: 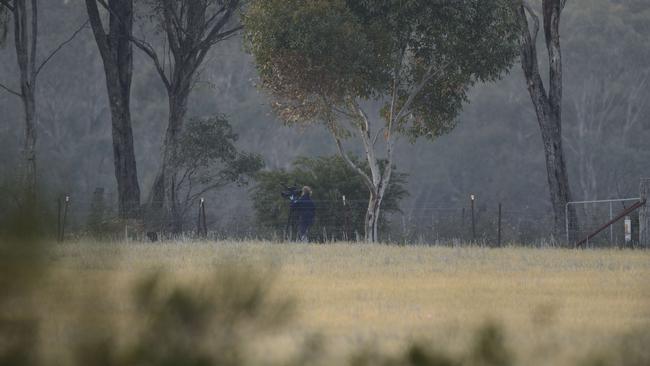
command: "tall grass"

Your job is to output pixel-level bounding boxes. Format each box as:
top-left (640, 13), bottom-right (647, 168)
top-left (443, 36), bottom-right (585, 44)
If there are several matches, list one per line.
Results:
top-left (1, 213), bottom-right (649, 366)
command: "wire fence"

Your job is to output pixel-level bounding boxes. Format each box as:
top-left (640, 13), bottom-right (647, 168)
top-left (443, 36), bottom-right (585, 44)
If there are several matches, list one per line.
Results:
top-left (37, 187), bottom-right (647, 247)
top-left (567, 198), bottom-right (643, 248)
top-left (42, 197), bottom-right (554, 246)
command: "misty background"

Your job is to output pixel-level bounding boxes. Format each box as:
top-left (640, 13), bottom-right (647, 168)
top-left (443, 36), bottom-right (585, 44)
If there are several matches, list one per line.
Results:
top-left (0, 0), bottom-right (648, 242)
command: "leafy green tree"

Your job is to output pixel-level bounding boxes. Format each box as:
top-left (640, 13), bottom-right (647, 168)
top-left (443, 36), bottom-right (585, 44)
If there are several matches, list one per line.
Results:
top-left (162, 115), bottom-right (263, 230)
top-left (251, 155), bottom-right (407, 241)
top-left (244, 0), bottom-right (519, 241)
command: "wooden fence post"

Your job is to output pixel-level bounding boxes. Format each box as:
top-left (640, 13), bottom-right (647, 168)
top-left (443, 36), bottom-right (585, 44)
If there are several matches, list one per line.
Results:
top-left (640, 179), bottom-right (649, 248)
top-left (497, 203), bottom-right (502, 247)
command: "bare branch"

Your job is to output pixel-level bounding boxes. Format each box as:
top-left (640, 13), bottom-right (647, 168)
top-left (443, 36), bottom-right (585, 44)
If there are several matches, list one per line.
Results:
top-left (517, 1), bottom-right (549, 107)
top-left (204, 4), bottom-right (226, 29)
top-left (212, 24), bottom-right (242, 43)
top-left (30, 0), bottom-right (37, 80)
top-left (0, 0), bottom-right (14, 11)
top-left (130, 36), bottom-right (171, 90)
top-left (353, 102), bottom-right (381, 185)
top-left (0, 81), bottom-right (21, 97)
top-left (388, 44), bottom-right (406, 130)
top-left (195, 4), bottom-right (238, 56)
top-left (560, 0), bottom-right (568, 11)
top-left (331, 105), bottom-right (356, 120)
top-left (371, 127), bottom-right (385, 146)
top-left (35, 20), bottom-right (89, 78)
top-left (96, 0), bottom-right (108, 10)
top-left (329, 121), bottom-right (374, 191)
top-left (187, 179), bottom-right (231, 204)
top-left (192, 24), bottom-right (242, 74)
top-left (160, 0), bottom-right (181, 54)
top-left (522, 1), bottom-right (539, 43)
top-left (85, 0), bottom-right (109, 58)
top-left (394, 62), bottom-right (449, 123)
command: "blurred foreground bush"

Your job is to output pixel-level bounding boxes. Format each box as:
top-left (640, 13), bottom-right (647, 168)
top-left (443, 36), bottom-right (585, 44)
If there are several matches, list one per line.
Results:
top-left (75, 267), bottom-right (294, 366)
top-left (350, 322), bottom-right (512, 366)
top-left (0, 194), bottom-right (50, 366)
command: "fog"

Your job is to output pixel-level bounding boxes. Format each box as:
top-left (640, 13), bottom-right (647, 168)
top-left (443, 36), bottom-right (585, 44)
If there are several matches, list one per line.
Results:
top-left (1, 0), bottom-right (648, 243)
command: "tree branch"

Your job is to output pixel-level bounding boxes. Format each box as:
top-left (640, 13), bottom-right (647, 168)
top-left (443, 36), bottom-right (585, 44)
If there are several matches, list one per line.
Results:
top-left (192, 24), bottom-right (243, 75)
top-left (560, 0), bottom-right (568, 10)
top-left (85, 0), bottom-right (109, 58)
top-left (204, 4), bottom-right (227, 29)
top-left (394, 62), bottom-right (447, 123)
top-left (160, 0), bottom-right (181, 54)
top-left (194, 3), bottom-right (239, 58)
top-left (522, 1), bottom-right (539, 43)
top-left (30, 0), bottom-right (37, 81)
top-left (331, 128), bottom-right (374, 190)
top-left (187, 180), bottom-right (230, 205)
top-left (371, 127), bottom-right (385, 146)
top-left (388, 44), bottom-right (406, 131)
top-left (130, 36), bottom-right (171, 90)
top-left (35, 20), bottom-right (89, 78)
top-left (0, 0), bottom-right (14, 11)
top-left (353, 102), bottom-right (382, 185)
top-left (0, 81), bottom-right (21, 97)
top-left (517, 1), bottom-right (549, 108)
top-left (96, 0), bottom-right (108, 10)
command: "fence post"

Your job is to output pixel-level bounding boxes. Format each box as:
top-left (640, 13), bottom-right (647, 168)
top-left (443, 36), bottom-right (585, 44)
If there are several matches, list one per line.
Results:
top-left (609, 201), bottom-right (613, 245)
top-left (470, 194), bottom-right (476, 242)
top-left (640, 179), bottom-right (649, 248)
top-left (461, 207), bottom-right (465, 241)
top-left (201, 199), bottom-right (207, 237)
top-left (565, 203), bottom-right (570, 244)
top-left (497, 203), bottom-right (502, 247)
top-left (60, 194), bottom-right (70, 242)
top-left (197, 198), bottom-right (207, 238)
top-left (57, 196), bottom-right (62, 242)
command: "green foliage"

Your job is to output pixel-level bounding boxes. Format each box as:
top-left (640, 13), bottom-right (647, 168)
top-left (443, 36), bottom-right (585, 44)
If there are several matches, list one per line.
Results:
top-left (73, 266), bottom-right (295, 366)
top-left (174, 115), bottom-right (264, 213)
top-left (243, 0), bottom-right (519, 138)
top-left (466, 323), bottom-right (512, 366)
top-left (251, 155), bottom-right (408, 240)
top-left (349, 322), bottom-right (512, 366)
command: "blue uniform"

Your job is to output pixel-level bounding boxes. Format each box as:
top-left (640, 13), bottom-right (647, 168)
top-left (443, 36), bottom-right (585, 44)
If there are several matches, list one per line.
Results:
top-left (291, 193), bottom-right (315, 240)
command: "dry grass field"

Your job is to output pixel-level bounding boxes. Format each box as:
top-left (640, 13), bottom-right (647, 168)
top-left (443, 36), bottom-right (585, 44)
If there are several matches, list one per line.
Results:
top-left (30, 241), bottom-right (650, 365)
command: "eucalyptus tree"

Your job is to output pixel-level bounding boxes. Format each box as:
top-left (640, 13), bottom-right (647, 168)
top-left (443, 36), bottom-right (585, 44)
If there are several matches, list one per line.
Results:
top-left (131, 0), bottom-right (242, 232)
top-left (85, 0), bottom-right (141, 219)
top-left (516, 0), bottom-right (577, 241)
top-left (244, 0), bottom-right (519, 241)
top-left (0, 0), bottom-right (85, 196)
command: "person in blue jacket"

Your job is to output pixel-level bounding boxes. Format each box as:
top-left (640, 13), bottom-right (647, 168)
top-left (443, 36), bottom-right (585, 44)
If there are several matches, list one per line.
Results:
top-left (291, 186), bottom-right (315, 242)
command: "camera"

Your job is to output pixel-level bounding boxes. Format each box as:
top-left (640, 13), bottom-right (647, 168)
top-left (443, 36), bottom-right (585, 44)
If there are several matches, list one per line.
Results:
top-left (281, 186), bottom-right (301, 203)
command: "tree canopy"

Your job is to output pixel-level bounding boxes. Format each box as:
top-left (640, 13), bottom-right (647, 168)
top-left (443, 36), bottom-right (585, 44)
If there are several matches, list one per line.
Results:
top-left (244, 0), bottom-right (519, 139)
top-left (244, 0), bottom-right (519, 241)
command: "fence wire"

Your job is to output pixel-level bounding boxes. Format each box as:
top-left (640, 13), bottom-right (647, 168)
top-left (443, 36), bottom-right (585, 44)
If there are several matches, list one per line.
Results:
top-left (39, 194), bottom-right (606, 246)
